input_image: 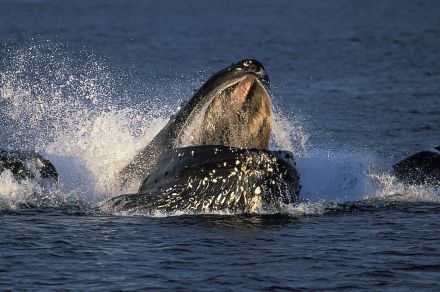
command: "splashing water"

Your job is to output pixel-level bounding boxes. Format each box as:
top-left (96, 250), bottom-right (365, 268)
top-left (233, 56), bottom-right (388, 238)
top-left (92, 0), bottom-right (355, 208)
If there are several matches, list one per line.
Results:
top-left (270, 105), bottom-right (310, 157)
top-left (1, 44), bottom-right (115, 148)
top-left (0, 43), bottom-right (174, 208)
top-left (0, 43), bottom-right (439, 215)
top-left (45, 109), bottom-right (169, 198)
top-left (366, 173), bottom-right (440, 204)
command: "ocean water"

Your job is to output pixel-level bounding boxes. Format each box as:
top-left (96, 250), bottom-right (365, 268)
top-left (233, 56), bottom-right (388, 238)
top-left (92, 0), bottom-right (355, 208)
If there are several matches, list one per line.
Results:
top-left (1, 0), bottom-right (440, 290)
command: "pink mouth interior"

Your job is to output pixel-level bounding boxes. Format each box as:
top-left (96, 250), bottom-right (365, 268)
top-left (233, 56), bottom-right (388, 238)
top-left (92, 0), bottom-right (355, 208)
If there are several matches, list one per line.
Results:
top-left (227, 75), bottom-right (254, 112)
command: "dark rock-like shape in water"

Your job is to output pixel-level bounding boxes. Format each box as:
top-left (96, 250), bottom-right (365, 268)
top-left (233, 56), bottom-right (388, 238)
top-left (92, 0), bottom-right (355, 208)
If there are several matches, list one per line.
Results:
top-left (393, 145), bottom-right (440, 186)
top-left (0, 149), bottom-right (58, 186)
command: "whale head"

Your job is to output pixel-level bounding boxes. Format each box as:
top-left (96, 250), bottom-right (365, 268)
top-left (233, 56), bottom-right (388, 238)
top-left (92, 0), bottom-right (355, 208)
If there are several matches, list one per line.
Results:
top-left (118, 59), bottom-right (274, 188)
top-left (176, 59), bottom-right (272, 149)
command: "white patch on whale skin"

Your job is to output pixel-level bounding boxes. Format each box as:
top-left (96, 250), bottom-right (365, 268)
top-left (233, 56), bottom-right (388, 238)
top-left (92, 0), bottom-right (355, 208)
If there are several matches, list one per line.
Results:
top-left (254, 186), bottom-right (262, 195)
top-left (250, 195), bottom-right (262, 213)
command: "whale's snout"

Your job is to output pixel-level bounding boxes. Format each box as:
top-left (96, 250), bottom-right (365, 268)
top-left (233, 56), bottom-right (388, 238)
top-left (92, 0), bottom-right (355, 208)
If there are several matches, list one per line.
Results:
top-left (233, 59), bottom-right (270, 89)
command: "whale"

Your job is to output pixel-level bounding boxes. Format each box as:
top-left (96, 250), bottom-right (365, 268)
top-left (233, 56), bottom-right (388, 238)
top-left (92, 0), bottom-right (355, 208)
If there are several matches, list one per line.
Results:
top-left (393, 145), bottom-right (440, 186)
top-left (0, 149), bottom-right (58, 187)
top-left (103, 59), bottom-right (301, 214)
top-left (118, 59), bottom-right (272, 189)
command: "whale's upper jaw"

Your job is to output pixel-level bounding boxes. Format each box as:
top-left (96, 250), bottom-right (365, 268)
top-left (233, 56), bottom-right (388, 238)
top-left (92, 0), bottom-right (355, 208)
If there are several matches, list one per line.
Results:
top-left (435, 145), bottom-right (440, 152)
top-left (226, 59), bottom-right (270, 90)
top-left (194, 60), bottom-right (269, 98)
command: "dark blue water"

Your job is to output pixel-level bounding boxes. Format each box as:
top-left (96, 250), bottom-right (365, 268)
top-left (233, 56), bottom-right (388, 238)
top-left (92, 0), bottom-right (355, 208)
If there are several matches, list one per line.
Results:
top-left (2, 205), bottom-right (440, 290)
top-left (1, 0), bottom-right (440, 290)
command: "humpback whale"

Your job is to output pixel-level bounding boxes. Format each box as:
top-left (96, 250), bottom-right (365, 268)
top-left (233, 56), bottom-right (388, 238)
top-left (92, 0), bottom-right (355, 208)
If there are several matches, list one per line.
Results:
top-left (0, 149), bottom-right (58, 186)
top-left (104, 59), bottom-right (301, 214)
top-left (393, 145), bottom-right (440, 186)
top-left (119, 59), bottom-right (272, 188)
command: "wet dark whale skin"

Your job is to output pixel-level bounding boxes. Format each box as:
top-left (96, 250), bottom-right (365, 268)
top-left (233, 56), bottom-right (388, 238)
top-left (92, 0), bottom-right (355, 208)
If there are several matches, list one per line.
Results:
top-left (393, 146), bottom-right (440, 186)
top-left (106, 145), bottom-right (300, 214)
top-left (0, 149), bottom-right (58, 184)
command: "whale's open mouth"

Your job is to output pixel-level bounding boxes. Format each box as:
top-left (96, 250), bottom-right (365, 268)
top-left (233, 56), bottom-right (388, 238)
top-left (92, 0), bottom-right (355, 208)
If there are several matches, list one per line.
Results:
top-left (118, 59), bottom-right (275, 189)
top-left (176, 59), bottom-right (272, 149)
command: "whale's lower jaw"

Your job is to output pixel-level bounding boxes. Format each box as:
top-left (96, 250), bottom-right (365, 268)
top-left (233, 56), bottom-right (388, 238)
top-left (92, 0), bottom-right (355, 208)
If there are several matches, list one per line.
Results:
top-left (103, 145), bottom-right (300, 215)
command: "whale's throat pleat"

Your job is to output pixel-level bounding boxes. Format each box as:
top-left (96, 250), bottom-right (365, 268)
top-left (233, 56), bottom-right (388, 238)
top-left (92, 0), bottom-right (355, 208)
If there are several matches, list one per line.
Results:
top-left (177, 75), bottom-right (271, 149)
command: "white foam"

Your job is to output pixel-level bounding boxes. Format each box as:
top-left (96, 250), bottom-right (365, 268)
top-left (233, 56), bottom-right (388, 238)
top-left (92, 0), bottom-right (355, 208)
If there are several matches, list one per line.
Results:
top-left (366, 172), bottom-right (440, 203)
top-left (0, 170), bottom-right (64, 209)
top-left (44, 109), bottom-right (168, 199)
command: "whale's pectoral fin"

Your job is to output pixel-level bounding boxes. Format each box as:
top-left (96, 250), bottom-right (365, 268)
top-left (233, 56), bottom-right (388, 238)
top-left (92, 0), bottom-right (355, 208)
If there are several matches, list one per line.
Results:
top-left (435, 145), bottom-right (440, 152)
